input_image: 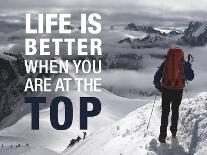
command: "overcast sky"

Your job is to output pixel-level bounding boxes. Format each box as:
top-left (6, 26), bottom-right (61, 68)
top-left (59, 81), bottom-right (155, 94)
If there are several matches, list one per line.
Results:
top-left (1, 0), bottom-right (207, 11)
top-left (0, 0), bottom-right (207, 26)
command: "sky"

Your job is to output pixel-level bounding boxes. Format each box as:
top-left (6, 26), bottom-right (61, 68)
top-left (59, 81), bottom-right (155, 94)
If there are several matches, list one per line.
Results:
top-left (0, 0), bottom-right (207, 26)
top-left (0, 0), bottom-right (207, 11)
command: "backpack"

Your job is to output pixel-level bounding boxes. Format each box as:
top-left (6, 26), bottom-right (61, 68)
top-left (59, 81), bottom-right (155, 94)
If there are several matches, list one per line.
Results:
top-left (161, 48), bottom-right (185, 90)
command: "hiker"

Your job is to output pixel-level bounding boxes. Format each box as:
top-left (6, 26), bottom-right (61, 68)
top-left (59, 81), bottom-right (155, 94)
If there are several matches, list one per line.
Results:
top-left (83, 132), bottom-right (87, 139)
top-left (76, 136), bottom-right (81, 142)
top-left (153, 48), bottom-right (194, 143)
top-left (69, 139), bottom-right (75, 147)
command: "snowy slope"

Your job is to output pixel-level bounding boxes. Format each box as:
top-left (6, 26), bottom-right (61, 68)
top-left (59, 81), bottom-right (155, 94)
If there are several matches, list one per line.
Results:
top-left (0, 71), bottom-right (150, 153)
top-left (64, 92), bottom-right (207, 155)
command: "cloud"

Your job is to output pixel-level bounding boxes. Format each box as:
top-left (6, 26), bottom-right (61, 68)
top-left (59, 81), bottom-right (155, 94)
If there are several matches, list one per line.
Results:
top-left (1, 0), bottom-right (207, 12)
top-left (0, 0), bottom-right (206, 27)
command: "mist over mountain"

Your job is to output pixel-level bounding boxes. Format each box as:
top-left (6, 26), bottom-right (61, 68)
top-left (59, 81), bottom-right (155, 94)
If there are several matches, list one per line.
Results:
top-left (0, 12), bottom-right (207, 154)
top-left (119, 21), bottom-right (207, 48)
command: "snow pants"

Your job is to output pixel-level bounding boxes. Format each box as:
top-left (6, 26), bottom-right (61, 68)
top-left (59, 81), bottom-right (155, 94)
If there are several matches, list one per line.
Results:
top-left (159, 88), bottom-right (183, 139)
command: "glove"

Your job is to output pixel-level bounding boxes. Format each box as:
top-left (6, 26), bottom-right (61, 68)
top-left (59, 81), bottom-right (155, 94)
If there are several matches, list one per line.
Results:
top-left (188, 54), bottom-right (194, 63)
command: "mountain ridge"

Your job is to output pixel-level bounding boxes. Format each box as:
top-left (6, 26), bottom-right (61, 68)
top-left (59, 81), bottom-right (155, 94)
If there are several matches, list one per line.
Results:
top-left (64, 92), bottom-right (207, 155)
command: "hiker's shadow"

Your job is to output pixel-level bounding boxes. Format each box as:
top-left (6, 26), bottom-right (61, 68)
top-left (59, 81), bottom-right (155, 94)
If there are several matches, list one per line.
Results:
top-left (147, 138), bottom-right (188, 155)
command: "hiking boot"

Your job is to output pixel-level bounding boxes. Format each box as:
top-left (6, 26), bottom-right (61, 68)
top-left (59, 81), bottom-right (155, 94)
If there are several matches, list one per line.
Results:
top-left (158, 138), bottom-right (166, 143)
top-left (172, 132), bottom-right (176, 138)
top-left (158, 134), bottom-right (166, 143)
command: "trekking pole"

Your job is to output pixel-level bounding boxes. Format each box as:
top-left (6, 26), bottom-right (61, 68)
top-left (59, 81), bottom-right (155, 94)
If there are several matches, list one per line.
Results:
top-left (147, 94), bottom-right (157, 130)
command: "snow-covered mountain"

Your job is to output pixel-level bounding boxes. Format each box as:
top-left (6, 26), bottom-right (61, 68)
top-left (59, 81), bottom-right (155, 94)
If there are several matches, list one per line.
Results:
top-left (118, 33), bottom-right (179, 49)
top-left (181, 21), bottom-right (207, 46)
top-left (125, 23), bottom-right (165, 36)
top-left (0, 52), bottom-right (53, 123)
top-left (120, 22), bottom-right (207, 48)
top-left (119, 23), bottom-right (182, 48)
top-left (64, 92), bottom-right (207, 155)
top-left (0, 53), bottom-right (26, 121)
